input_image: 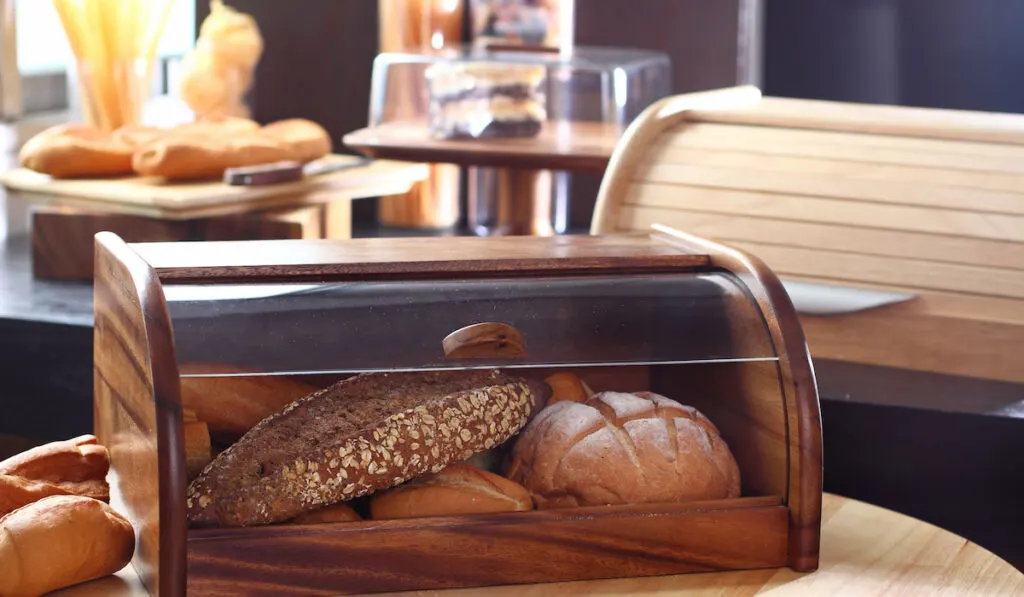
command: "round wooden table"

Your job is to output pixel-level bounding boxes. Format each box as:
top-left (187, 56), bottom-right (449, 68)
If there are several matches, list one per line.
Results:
top-left (54, 493), bottom-right (1022, 596)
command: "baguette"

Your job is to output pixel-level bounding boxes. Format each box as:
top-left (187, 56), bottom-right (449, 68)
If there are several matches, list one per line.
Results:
top-left (0, 495), bottom-right (135, 597)
top-left (258, 118), bottom-right (332, 163)
top-left (187, 369), bottom-right (537, 528)
top-left (371, 463), bottom-right (532, 520)
top-left (19, 124), bottom-right (134, 178)
top-left (184, 421), bottom-right (212, 482)
top-left (0, 435), bottom-right (109, 501)
top-left (0, 474), bottom-right (72, 518)
top-left (132, 133), bottom-right (293, 180)
top-left (179, 363), bottom-right (320, 441)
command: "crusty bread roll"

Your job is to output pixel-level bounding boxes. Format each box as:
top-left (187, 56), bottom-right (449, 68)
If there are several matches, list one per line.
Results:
top-left (507, 391), bottom-right (740, 509)
top-left (0, 435), bottom-right (109, 502)
top-left (543, 372), bottom-right (591, 407)
top-left (259, 118), bottom-right (332, 163)
top-left (290, 502), bottom-right (362, 524)
top-left (371, 463), bottom-right (532, 520)
top-left (179, 363), bottom-right (320, 441)
top-left (187, 370), bottom-right (537, 528)
top-left (132, 132), bottom-right (293, 180)
top-left (184, 421), bottom-right (212, 481)
top-left (0, 474), bottom-right (72, 518)
top-left (19, 124), bottom-right (134, 178)
top-left (0, 495), bottom-right (135, 597)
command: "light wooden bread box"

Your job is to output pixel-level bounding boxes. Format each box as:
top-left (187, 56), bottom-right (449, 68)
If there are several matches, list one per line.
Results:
top-left (93, 227), bottom-right (822, 595)
top-left (593, 86), bottom-right (1024, 384)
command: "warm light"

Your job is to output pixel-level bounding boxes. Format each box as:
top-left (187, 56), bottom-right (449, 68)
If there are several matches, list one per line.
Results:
top-left (431, 31), bottom-right (444, 49)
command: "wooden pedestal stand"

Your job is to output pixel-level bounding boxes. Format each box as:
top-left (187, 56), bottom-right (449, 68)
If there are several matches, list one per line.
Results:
top-left (0, 156), bottom-right (428, 280)
top-left (344, 121), bottom-right (621, 236)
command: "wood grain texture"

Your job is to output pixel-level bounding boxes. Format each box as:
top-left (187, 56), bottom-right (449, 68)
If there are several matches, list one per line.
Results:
top-left (32, 207), bottom-right (315, 281)
top-left (343, 121), bottom-right (621, 172)
top-left (131, 234), bottom-right (710, 283)
top-left (186, 498), bottom-right (788, 596)
top-left (94, 232), bottom-right (186, 596)
top-left (1, 156), bottom-right (427, 220)
top-left (592, 87), bottom-right (1024, 384)
top-left (54, 493), bottom-right (1024, 597)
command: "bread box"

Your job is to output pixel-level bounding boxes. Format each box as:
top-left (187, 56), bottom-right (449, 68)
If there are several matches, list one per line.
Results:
top-left (93, 226), bottom-right (822, 595)
top-left (593, 85), bottom-right (1024, 384)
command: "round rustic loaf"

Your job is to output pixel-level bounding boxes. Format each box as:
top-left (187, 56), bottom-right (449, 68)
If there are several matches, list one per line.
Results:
top-left (507, 391), bottom-right (740, 508)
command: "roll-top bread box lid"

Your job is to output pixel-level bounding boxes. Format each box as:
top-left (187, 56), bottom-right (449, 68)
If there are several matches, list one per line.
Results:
top-left (592, 85), bottom-right (1024, 384)
top-left (93, 228), bottom-right (822, 596)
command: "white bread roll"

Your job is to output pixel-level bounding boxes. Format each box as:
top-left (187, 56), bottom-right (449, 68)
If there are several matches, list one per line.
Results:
top-left (0, 495), bottom-right (135, 597)
top-left (507, 391), bottom-right (740, 509)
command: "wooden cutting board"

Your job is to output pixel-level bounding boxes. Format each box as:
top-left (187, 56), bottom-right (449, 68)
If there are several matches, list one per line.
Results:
top-left (0, 154), bottom-right (429, 220)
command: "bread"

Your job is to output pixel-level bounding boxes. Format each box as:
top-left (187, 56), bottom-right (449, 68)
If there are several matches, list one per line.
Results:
top-left (19, 124), bottom-right (134, 178)
top-left (187, 369), bottom-right (537, 528)
top-left (0, 495), bottom-right (135, 597)
top-left (179, 363), bottom-right (320, 441)
top-left (132, 133), bottom-right (293, 180)
top-left (184, 421), bottom-right (212, 481)
top-left (507, 391), bottom-right (740, 509)
top-left (0, 435), bottom-right (109, 502)
top-left (543, 372), bottom-right (591, 407)
top-left (290, 502), bottom-right (362, 524)
top-left (259, 118), bottom-right (332, 163)
top-left (371, 463), bottom-right (531, 520)
top-left (0, 474), bottom-right (72, 518)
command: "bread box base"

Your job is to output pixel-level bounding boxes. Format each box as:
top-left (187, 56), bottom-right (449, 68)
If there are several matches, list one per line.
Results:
top-left (185, 496), bottom-right (787, 595)
top-left (94, 230), bottom-right (822, 596)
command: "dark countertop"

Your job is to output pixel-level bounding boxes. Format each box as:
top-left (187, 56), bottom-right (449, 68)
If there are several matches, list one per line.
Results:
top-left (0, 235), bottom-right (94, 327)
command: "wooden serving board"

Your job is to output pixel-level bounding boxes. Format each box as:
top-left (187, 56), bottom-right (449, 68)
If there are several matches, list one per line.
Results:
top-left (0, 155), bottom-right (429, 220)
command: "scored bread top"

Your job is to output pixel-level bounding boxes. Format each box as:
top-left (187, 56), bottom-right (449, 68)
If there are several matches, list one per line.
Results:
top-left (187, 369), bottom-right (537, 527)
top-left (507, 391), bottom-right (741, 509)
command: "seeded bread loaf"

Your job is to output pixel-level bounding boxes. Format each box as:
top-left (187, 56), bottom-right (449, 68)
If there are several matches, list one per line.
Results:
top-left (187, 369), bottom-right (538, 528)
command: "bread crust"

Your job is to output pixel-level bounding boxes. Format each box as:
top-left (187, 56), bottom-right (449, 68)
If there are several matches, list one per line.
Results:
top-left (508, 391), bottom-right (740, 509)
top-left (0, 435), bottom-right (109, 502)
top-left (0, 474), bottom-right (73, 518)
top-left (290, 502), bottom-right (362, 524)
top-left (258, 118), bottom-right (332, 163)
top-left (19, 124), bottom-right (134, 178)
top-left (0, 495), bottom-right (134, 597)
top-left (187, 370), bottom-right (536, 528)
top-left (371, 462), bottom-right (532, 519)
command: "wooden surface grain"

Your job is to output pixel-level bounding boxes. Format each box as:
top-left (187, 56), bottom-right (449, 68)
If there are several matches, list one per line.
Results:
top-left (0, 156), bottom-right (427, 220)
top-left (51, 493), bottom-right (1023, 596)
top-left (343, 121), bottom-right (622, 172)
top-left (131, 234), bottom-right (711, 283)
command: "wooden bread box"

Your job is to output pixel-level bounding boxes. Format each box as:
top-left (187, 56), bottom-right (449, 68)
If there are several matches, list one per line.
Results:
top-left (592, 86), bottom-right (1024, 384)
top-left (93, 228), bottom-right (822, 595)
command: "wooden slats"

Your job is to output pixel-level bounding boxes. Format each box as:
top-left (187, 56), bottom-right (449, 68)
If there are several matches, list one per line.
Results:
top-left (645, 146), bottom-right (1024, 205)
top-left (633, 162), bottom-right (1024, 219)
top-left (665, 123), bottom-right (1024, 174)
top-left (627, 183), bottom-right (1024, 243)
top-left (617, 206), bottom-right (1024, 271)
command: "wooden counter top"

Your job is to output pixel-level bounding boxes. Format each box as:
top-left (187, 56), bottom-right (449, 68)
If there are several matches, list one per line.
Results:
top-left (52, 493), bottom-right (1023, 596)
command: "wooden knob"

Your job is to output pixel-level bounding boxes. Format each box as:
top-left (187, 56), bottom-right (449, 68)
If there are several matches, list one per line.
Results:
top-left (442, 323), bottom-right (527, 359)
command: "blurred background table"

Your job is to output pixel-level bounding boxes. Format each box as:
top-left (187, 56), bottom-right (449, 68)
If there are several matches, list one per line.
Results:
top-left (51, 493), bottom-right (1024, 596)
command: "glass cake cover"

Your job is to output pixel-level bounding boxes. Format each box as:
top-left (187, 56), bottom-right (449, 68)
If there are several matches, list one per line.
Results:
top-left (368, 45), bottom-right (672, 140)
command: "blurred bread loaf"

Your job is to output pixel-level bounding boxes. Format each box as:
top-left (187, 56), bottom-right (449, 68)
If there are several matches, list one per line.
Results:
top-left (178, 363), bottom-right (320, 441)
top-left (0, 435), bottom-right (109, 502)
top-left (371, 463), bottom-right (532, 520)
top-left (259, 118), bottom-right (332, 163)
top-left (18, 124), bottom-right (134, 178)
top-left (507, 391), bottom-right (740, 509)
top-left (0, 495), bottom-right (135, 597)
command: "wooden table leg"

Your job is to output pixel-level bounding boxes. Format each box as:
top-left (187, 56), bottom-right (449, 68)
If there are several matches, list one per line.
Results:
top-left (469, 167), bottom-right (555, 236)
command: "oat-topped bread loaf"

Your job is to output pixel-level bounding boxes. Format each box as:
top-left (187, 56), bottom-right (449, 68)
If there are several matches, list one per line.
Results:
top-left (187, 369), bottom-right (539, 527)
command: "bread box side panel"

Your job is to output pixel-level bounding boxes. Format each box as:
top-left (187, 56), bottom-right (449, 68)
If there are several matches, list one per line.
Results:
top-left (94, 232), bottom-right (188, 597)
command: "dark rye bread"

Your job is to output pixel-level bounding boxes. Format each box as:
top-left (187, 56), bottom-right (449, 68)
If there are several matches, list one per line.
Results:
top-left (187, 369), bottom-right (538, 527)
